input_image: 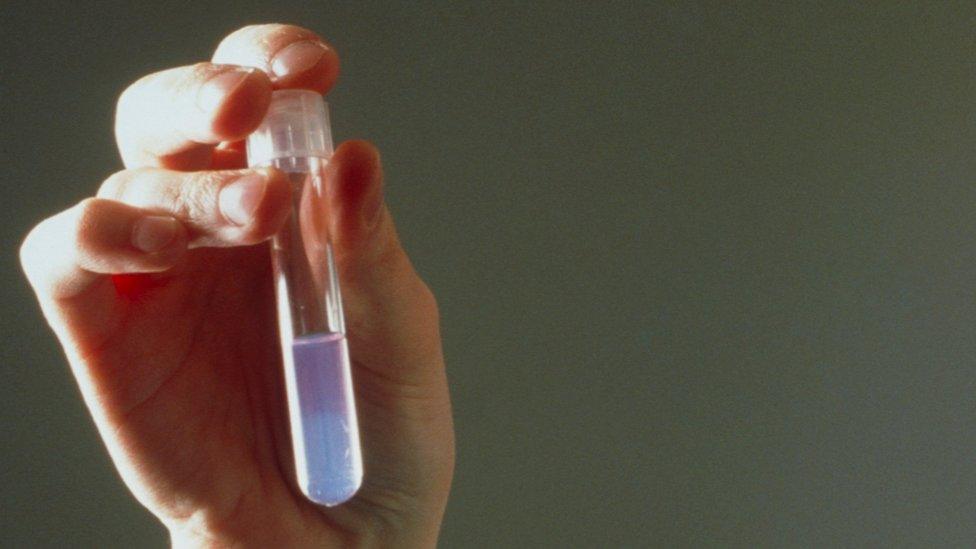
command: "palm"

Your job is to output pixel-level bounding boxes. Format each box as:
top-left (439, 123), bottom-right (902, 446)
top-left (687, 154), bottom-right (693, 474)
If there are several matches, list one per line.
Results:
top-left (79, 245), bottom-right (383, 541)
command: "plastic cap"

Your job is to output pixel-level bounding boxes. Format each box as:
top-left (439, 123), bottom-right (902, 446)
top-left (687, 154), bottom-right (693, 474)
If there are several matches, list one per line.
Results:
top-left (246, 89), bottom-right (334, 166)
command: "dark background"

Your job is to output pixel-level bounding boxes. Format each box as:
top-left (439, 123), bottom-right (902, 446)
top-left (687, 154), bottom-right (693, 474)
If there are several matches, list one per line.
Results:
top-left (3, 2), bottom-right (976, 546)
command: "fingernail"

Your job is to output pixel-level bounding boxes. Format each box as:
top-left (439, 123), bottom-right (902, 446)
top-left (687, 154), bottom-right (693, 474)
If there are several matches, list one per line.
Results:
top-left (133, 216), bottom-right (179, 253)
top-left (197, 67), bottom-right (254, 113)
top-left (270, 41), bottom-right (327, 79)
top-left (219, 173), bottom-right (267, 226)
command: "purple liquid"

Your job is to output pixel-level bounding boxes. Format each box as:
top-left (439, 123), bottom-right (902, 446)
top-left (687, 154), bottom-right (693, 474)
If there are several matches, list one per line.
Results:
top-left (288, 332), bottom-right (362, 506)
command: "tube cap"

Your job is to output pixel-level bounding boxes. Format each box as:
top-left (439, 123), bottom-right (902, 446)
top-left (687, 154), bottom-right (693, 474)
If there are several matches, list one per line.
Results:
top-left (246, 89), bottom-right (334, 166)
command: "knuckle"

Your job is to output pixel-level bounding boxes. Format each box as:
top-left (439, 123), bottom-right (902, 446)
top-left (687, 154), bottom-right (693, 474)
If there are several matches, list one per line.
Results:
top-left (165, 183), bottom-right (193, 219)
top-left (190, 60), bottom-right (212, 74)
top-left (19, 213), bottom-right (68, 290)
top-left (181, 171), bottom-right (226, 216)
top-left (98, 169), bottom-right (134, 198)
top-left (74, 197), bottom-right (104, 222)
top-left (72, 198), bottom-right (110, 251)
top-left (215, 23), bottom-right (321, 63)
top-left (214, 25), bottom-right (266, 59)
top-left (116, 75), bottom-right (144, 112)
top-left (116, 70), bottom-right (162, 119)
top-left (187, 61), bottom-right (215, 86)
top-left (18, 223), bottom-right (42, 278)
top-left (116, 63), bottom-right (215, 123)
top-left (115, 71), bottom-right (165, 153)
top-left (167, 63), bottom-right (218, 98)
top-left (155, 174), bottom-right (183, 212)
top-left (19, 223), bottom-right (55, 291)
top-left (232, 22), bottom-right (310, 40)
top-left (20, 205), bottom-right (88, 287)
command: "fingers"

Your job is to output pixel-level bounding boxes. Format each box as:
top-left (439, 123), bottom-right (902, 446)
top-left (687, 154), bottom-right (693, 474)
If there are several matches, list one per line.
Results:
top-left (116, 24), bottom-right (339, 171)
top-left (22, 166), bottom-right (291, 302)
top-left (323, 141), bottom-right (454, 519)
top-left (115, 63), bottom-right (272, 170)
top-left (20, 198), bottom-right (189, 300)
top-left (326, 141), bottom-right (386, 251)
top-left (97, 167), bottom-right (292, 248)
top-left (212, 24), bottom-right (340, 92)
top-left (325, 141), bottom-right (445, 386)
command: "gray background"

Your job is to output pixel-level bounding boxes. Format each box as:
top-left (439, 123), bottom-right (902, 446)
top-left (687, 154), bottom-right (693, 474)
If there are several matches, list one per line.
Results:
top-left (3, 2), bottom-right (976, 547)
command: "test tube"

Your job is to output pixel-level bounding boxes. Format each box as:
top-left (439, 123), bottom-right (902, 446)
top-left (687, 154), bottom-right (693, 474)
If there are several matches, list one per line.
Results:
top-left (246, 90), bottom-right (363, 506)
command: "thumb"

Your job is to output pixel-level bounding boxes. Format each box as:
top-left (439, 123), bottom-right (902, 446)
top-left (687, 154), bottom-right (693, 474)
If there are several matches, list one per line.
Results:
top-left (322, 141), bottom-right (454, 534)
top-left (324, 140), bottom-right (447, 403)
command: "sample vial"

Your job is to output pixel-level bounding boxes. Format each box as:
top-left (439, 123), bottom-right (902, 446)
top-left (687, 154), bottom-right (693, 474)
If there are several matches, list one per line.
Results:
top-left (246, 90), bottom-right (363, 506)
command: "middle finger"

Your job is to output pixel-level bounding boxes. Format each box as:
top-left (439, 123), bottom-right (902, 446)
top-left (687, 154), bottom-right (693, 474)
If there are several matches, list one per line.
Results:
top-left (97, 166), bottom-right (292, 248)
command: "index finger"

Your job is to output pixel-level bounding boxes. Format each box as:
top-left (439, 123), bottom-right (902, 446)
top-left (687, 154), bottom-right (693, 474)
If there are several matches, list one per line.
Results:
top-left (213, 23), bottom-right (340, 92)
top-left (114, 24), bottom-right (340, 170)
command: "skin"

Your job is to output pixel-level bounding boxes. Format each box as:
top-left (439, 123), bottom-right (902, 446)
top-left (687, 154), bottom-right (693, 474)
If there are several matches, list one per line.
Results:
top-left (19, 24), bottom-right (454, 548)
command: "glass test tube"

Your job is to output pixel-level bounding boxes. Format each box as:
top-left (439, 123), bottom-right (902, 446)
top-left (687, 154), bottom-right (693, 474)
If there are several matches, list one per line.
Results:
top-left (246, 89), bottom-right (363, 506)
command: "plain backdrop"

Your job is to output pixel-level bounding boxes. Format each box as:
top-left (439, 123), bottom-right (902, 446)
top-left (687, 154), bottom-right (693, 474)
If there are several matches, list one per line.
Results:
top-left (4, 2), bottom-right (976, 546)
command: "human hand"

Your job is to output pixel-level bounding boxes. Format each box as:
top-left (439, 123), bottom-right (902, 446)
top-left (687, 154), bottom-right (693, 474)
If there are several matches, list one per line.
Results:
top-left (20, 23), bottom-right (453, 548)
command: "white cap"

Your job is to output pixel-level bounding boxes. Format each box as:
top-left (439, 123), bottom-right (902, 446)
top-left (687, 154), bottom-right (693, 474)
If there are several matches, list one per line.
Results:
top-left (246, 89), bottom-right (334, 167)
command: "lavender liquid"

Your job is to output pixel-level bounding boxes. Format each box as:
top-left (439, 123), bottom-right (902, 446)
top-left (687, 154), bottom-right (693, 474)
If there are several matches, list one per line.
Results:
top-left (288, 332), bottom-right (362, 506)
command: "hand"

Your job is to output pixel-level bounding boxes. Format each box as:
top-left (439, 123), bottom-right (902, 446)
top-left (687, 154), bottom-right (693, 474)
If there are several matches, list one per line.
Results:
top-left (19, 24), bottom-right (454, 548)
